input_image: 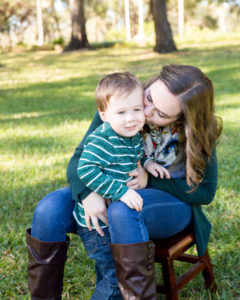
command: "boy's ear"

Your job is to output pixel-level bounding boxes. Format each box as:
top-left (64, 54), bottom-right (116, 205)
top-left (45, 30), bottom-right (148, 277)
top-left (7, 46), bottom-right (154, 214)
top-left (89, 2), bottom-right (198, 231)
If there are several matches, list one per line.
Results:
top-left (98, 111), bottom-right (107, 122)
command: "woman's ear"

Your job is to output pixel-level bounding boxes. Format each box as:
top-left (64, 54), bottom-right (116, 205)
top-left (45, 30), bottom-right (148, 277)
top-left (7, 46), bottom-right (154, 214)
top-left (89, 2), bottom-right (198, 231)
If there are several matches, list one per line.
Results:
top-left (98, 111), bottom-right (107, 122)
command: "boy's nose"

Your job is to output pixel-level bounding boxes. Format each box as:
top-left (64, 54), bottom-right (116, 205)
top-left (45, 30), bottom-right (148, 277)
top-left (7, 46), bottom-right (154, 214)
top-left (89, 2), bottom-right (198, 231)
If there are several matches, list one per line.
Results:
top-left (126, 112), bottom-right (134, 121)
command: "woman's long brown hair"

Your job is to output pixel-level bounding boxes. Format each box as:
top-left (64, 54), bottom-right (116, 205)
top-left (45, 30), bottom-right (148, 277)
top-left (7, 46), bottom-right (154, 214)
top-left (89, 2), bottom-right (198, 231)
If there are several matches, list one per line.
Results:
top-left (145, 65), bottom-right (222, 191)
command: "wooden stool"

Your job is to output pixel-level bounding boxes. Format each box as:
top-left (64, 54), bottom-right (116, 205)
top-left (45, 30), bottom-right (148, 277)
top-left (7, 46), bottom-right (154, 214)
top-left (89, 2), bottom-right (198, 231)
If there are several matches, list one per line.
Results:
top-left (153, 225), bottom-right (217, 300)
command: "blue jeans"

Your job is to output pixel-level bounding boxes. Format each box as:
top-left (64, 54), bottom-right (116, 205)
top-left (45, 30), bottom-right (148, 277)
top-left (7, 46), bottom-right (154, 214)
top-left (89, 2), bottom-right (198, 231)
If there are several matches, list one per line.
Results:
top-left (108, 188), bottom-right (192, 243)
top-left (31, 187), bottom-right (122, 300)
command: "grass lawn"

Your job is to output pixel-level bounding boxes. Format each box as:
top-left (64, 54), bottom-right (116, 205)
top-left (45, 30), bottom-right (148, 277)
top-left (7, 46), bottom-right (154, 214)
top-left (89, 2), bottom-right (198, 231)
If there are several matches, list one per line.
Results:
top-left (0, 36), bottom-right (240, 299)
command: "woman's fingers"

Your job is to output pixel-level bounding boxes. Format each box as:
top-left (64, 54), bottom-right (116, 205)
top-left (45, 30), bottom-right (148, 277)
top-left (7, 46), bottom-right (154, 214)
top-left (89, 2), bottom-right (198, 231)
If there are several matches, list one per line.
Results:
top-left (126, 178), bottom-right (139, 189)
top-left (128, 169), bottom-right (139, 177)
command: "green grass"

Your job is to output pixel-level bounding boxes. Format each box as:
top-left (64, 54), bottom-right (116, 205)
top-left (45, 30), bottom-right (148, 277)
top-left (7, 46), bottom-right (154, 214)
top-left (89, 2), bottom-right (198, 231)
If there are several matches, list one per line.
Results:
top-left (0, 36), bottom-right (240, 299)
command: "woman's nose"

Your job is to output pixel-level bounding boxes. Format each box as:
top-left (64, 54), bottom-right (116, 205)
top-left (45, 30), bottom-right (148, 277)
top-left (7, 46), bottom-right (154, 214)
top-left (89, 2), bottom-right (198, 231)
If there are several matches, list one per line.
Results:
top-left (144, 102), bottom-right (154, 117)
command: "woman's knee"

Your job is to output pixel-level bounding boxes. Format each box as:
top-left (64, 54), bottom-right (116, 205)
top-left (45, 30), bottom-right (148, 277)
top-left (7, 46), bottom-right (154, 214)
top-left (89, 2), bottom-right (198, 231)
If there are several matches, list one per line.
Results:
top-left (107, 201), bottom-right (131, 222)
top-left (34, 188), bottom-right (69, 218)
top-left (32, 188), bottom-right (74, 239)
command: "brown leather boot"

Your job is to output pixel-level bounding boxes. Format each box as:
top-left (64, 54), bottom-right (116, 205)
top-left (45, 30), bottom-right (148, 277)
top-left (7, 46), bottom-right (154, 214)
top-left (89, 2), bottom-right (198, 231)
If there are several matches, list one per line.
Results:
top-left (111, 241), bottom-right (157, 300)
top-left (26, 228), bottom-right (69, 300)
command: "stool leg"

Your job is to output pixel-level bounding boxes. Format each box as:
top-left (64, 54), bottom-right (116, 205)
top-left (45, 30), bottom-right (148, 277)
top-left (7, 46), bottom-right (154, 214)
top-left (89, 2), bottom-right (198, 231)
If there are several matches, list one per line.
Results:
top-left (161, 258), bottom-right (178, 300)
top-left (202, 250), bottom-right (217, 293)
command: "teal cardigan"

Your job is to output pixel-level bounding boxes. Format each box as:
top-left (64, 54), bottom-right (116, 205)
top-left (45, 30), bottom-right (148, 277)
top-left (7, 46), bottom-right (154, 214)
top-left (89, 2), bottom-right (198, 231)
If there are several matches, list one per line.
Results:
top-left (67, 112), bottom-right (218, 256)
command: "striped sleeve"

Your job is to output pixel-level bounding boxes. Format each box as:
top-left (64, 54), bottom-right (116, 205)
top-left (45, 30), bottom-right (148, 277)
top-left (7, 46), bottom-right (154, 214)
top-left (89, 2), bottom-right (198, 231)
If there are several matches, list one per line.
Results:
top-left (77, 134), bottom-right (129, 200)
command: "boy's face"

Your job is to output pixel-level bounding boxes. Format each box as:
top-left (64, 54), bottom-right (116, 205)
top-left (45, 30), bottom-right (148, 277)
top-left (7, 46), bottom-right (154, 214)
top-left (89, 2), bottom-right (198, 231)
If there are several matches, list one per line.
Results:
top-left (99, 87), bottom-right (145, 137)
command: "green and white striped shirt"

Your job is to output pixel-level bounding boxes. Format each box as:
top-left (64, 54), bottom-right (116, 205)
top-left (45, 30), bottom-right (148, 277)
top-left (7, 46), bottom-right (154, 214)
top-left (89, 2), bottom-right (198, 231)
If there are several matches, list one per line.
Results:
top-left (73, 122), bottom-right (144, 228)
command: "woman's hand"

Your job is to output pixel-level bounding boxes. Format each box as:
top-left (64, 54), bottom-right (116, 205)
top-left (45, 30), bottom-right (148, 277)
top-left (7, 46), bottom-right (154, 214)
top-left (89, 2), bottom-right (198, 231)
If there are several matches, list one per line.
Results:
top-left (127, 161), bottom-right (148, 190)
top-left (82, 192), bottom-right (108, 236)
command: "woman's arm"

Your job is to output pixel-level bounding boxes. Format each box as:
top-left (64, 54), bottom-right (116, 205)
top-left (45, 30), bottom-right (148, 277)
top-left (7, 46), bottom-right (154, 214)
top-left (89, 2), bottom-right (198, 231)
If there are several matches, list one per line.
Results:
top-left (66, 112), bottom-right (103, 202)
top-left (148, 148), bottom-right (218, 205)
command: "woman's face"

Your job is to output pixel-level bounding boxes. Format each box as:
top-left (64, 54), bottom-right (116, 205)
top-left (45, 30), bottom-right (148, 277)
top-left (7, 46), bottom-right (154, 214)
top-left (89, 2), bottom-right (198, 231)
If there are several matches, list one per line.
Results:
top-left (144, 80), bottom-right (182, 126)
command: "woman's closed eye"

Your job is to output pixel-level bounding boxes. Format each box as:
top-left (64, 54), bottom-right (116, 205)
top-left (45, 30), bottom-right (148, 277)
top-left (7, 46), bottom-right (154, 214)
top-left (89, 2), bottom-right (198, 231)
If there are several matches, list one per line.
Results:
top-left (157, 110), bottom-right (168, 118)
top-left (147, 94), bottom-right (153, 103)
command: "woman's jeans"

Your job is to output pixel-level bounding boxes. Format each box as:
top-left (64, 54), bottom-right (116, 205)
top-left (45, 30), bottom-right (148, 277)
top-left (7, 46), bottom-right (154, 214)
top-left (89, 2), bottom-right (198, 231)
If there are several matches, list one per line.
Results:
top-left (31, 187), bottom-right (192, 299)
top-left (108, 188), bottom-right (192, 243)
top-left (31, 187), bottom-right (121, 300)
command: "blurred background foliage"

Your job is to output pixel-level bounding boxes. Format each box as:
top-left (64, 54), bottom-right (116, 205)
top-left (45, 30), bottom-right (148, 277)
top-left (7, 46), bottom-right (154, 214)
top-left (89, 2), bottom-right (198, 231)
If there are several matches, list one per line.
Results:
top-left (0, 0), bottom-right (239, 53)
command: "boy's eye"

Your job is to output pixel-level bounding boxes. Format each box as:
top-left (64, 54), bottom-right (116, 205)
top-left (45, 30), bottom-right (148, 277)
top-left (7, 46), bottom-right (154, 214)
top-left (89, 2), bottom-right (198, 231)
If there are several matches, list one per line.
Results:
top-left (134, 108), bottom-right (141, 111)
top-left (118, 111), bottom-right (125, 114)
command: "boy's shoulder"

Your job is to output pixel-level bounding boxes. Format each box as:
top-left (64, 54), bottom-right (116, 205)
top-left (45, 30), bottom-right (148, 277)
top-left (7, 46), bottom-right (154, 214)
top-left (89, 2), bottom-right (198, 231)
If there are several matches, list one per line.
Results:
top-left (86, 122), bottom-right (117, 148)
top-left (90, 122), bottom-right (115, 138)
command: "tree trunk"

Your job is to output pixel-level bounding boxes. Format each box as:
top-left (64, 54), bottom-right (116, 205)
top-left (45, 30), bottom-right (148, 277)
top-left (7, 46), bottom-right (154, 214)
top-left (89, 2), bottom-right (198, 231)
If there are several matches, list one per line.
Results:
top-left (178, 0), bottom-right (184, 38)
top-left (137, 0), bottom-right (145, 39)
top-left (64, 0), bottom-right (89, 52)
top-left (152, 0), bottom-right (177, 53)
top-left (36, 0), bottom-right (44, 45)
top-left (124, 0), bottom-right (131, 41)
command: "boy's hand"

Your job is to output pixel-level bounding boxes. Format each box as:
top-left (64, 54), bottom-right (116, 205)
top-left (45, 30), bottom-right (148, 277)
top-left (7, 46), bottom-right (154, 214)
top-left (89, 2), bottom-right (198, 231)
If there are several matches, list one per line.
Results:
top-left (82, 192), bottom-right (108, 237)
top-left (145, 160), bottom-right (171, 179)
top-left (120, 189), bottom-right (143, 211)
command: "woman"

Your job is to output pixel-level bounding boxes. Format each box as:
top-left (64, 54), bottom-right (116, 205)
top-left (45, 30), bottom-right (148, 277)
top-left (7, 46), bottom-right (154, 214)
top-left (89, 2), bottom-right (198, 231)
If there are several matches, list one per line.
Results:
top-left (26, 65), bottom-right (222, 300)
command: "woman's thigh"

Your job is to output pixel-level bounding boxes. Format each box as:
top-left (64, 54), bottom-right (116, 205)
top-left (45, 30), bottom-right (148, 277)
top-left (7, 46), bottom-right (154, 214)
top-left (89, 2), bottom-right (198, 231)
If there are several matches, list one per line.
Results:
top-left (108, 188), bottom-right (192, 243)
top-left (138, 188), bottom-right (192, 239)
top-left (31, 187), bottom-right (77, 242)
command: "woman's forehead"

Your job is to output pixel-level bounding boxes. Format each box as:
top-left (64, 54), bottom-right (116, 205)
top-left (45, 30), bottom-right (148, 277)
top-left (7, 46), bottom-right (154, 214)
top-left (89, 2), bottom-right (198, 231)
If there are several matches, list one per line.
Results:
top-left (149, 80), bottom-right (182, 117)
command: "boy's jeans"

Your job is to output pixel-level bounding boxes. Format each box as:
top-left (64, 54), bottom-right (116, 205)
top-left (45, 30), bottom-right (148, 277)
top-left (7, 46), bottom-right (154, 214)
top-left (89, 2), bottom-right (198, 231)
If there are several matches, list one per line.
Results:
top-left (31, 187), bottom-right (122, 300)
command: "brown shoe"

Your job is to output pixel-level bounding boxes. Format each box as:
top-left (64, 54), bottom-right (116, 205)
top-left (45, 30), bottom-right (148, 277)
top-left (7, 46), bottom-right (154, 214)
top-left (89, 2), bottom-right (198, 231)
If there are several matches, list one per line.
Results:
top-left (26, 228), bottom-right (69, 300)
top-left (111, 241), bottom-right (157, 300)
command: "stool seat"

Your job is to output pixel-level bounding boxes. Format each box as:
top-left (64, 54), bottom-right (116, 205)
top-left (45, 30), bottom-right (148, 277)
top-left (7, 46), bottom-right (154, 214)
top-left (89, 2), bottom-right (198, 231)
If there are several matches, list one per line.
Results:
top-left (153, 225), bottom-right (217, 300)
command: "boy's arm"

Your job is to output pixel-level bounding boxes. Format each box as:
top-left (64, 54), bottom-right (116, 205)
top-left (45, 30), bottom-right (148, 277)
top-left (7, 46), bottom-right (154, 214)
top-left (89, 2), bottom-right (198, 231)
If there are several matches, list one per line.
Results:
top-left (66, 112), bottom-right (103, 202)
top-left (78, 135), bottom-right (129, 201)
top-left (148, 148), bottom-right (218, 205)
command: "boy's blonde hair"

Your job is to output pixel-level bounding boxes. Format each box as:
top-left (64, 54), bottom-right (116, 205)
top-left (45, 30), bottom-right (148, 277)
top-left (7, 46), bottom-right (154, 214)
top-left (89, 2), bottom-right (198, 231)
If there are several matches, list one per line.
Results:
top-left (95, 72), bottom-right (143, 112)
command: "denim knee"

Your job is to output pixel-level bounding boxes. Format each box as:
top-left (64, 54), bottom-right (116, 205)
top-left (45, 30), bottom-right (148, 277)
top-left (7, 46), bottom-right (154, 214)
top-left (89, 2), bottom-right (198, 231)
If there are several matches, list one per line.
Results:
top-left (31, 187), bottom-right (75, 241)
top-left (107, 201), bottom-right (130, 224)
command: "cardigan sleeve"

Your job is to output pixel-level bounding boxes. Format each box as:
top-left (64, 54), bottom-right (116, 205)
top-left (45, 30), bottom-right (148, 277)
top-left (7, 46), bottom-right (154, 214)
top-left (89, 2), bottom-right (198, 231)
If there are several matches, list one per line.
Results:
top-left (66, 112), bottom-right (103, 202)
top-left (148, 148), bottom-right (218, 205)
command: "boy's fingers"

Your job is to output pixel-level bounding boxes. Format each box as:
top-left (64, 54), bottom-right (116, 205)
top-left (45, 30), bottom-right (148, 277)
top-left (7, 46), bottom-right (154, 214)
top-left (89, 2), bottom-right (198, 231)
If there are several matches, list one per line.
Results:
top-left (85, 215), bottom-right (92, 231)
top-left (91, 215), bottom-right (104, 236)
top-left (164, 169), bottom-right (171, 179)
top-left (156, 166), bottom-right (164, 178)
top-left (98, 213), bottom-right (108, 226)
top-left (126, 200), bottom-right (134, 210)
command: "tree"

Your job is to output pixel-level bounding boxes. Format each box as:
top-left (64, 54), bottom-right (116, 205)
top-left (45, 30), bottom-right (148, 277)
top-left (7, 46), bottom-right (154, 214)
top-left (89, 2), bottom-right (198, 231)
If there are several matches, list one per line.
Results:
top-left (137, 0), bottom-right (145, 39)
top-left (178, 0), bottom-right (184, 38)
top-left (124, 0), bottom-right (131, 41)
top-left (64, 0), bottom-right (89, 51)
top-left (0, 0), bottom-right (33, 50)
top-left (152, 0), bottom-right (177, 53)
top-left (36, 0), bottom-right (44, 45)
